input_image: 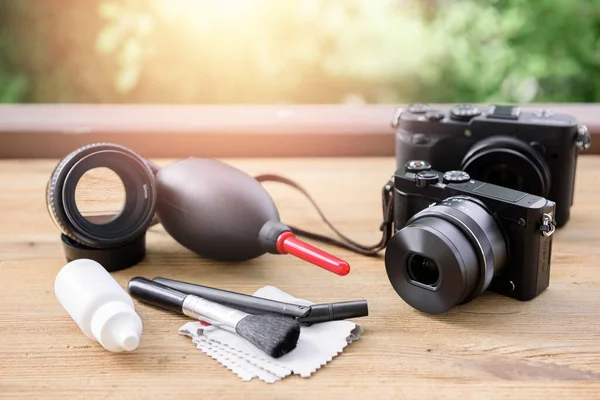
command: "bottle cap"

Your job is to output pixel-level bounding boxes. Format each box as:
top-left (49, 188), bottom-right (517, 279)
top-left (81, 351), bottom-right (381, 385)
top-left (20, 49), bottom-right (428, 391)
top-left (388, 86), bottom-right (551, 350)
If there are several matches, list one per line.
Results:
top-left (54, 259), bottom-right (143, 352)
top-left (90, 300), bottom-right (142, 352)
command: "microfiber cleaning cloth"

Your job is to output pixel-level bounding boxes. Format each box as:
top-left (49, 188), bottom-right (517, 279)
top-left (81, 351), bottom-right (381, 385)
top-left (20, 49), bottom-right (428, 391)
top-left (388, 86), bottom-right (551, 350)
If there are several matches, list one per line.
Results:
top-left (178, 286), bottom-right (363, 383)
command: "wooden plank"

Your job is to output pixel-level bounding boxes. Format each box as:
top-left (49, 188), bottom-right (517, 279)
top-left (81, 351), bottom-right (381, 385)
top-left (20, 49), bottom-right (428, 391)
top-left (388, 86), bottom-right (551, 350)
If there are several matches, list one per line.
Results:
top-left (0, 104), bottom-right (598, 158)
top-left (1, 156), bottom-right (600, 399)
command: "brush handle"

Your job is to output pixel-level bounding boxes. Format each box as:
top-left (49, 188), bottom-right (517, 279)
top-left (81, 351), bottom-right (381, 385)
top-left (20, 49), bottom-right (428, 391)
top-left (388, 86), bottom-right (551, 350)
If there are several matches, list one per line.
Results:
top-left (153, 277), bottom-right (311, 318)
top-left (128, 277), bottom-right (246, 333)
top-left (182, 295), bottom-right (248, 332)
top-left (154, 277), bottom-right (368, 324)
top-left (128, 277), bottom-right (187, 312)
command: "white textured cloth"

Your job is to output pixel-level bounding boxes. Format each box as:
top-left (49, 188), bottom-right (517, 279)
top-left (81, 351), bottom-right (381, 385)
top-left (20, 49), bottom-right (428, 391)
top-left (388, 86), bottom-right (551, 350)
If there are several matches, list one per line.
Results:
top-left (178, 286), bottom-right (363, 383)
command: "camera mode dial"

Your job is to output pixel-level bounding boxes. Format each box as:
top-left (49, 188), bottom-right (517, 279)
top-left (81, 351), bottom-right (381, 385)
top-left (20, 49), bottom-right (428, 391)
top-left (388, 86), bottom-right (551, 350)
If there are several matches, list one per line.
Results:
top-left (443, 170), bottom-right (471, 184)
top-left (450, 104), bottom-right (481, 121)
top-left (533, 109), bottom-right (555, 118)
top-left (407, 103), bottom-right (430, 114)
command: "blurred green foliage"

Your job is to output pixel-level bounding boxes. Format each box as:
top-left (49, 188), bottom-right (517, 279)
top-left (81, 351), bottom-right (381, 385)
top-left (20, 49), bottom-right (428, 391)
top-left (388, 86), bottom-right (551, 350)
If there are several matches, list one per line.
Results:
top-left (0, 0), bottom-right (599, 104)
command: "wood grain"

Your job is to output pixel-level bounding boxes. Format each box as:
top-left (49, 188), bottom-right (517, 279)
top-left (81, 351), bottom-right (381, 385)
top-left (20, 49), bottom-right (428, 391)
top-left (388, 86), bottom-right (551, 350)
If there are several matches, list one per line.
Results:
top-left (1, 157), bottom-right (599, 399)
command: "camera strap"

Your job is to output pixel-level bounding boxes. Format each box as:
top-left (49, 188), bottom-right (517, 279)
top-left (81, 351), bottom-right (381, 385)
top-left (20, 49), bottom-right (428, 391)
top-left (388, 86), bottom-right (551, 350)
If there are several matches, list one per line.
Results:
top-left (255, 174), bottom-right (395, 256)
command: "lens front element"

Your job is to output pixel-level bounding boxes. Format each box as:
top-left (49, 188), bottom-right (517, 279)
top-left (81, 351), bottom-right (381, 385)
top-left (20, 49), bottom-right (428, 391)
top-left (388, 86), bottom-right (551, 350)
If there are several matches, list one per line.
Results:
top-left (406, 254), bottom-right (440, 289)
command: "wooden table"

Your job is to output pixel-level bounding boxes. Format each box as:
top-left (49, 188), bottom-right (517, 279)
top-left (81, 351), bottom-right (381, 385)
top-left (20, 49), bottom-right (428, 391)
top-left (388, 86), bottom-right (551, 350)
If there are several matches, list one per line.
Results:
top-left (1, 157), bottom-right (599, 399)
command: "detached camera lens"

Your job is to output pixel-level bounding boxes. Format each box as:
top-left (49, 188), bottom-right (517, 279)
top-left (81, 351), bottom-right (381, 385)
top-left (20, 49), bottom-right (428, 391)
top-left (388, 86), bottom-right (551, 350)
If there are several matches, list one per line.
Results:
top-left (385, 197), bottom-right (507, 313)
top-left (47, 143), bottom-right (157, 249)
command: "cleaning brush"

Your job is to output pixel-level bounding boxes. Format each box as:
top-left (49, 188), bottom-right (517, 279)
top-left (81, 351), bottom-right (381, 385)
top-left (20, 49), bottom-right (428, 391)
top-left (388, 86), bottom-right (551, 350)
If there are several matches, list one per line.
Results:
top-left (128, 277), bottom-right (300, 358)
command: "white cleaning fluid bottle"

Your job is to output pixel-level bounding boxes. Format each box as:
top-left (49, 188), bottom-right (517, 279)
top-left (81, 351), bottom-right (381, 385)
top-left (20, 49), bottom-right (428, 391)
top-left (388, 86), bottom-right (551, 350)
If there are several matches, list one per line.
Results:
top-left (54, 259), bottom-right (143, 352)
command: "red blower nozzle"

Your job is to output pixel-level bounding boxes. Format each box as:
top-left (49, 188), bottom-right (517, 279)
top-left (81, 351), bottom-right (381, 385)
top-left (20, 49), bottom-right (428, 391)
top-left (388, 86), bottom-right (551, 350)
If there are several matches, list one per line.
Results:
top-left (275, 231), bottom-right (350, 276)
top-left (258, 221), bottom-right (351, 276)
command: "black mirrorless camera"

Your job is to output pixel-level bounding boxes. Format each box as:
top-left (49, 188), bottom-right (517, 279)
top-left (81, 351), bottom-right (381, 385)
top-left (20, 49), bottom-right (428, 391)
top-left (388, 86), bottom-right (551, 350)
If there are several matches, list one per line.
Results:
top-left (384, 160), bottom-right (556, 314)
top-left (393, 104), bottom-right (591, 227)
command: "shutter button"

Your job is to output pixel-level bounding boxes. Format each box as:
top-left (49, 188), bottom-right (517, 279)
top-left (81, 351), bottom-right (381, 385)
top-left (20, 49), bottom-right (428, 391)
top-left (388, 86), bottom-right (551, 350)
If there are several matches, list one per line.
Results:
top-left (426, 111), bottom-right (445, 121)
top-left (415, 171), bottom-right (440, 187)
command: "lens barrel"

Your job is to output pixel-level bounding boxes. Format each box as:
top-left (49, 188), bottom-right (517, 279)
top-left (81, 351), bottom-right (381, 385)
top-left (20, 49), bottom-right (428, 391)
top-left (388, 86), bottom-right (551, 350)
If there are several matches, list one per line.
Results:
top-left (461, 136), bottom-right (551, 197)
top-left (385, 196), bottom-right (507, 313)
top-left (47, 143), bottom-right (157, 270)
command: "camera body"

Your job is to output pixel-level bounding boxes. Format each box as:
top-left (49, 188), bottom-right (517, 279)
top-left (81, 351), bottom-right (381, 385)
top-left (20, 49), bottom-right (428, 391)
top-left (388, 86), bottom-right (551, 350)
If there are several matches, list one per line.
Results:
top-left (384, 160), bottom-right (556, 313)
top-left (393, 104), bottom-right (590, 227)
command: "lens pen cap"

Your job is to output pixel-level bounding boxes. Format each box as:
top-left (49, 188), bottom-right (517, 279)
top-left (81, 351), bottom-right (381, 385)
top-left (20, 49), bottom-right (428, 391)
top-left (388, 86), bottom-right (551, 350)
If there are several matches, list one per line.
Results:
top-left (60, 233), bottom-right (146, 272)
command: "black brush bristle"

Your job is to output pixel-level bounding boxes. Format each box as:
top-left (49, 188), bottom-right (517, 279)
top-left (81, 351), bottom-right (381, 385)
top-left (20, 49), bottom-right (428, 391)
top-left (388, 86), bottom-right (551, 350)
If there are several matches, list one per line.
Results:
top-left (235, 314), bottom-right (300, 358)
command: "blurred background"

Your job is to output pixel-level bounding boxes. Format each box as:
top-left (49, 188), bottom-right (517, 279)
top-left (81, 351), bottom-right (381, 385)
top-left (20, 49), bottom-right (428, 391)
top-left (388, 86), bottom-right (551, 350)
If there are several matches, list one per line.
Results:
top-left (1, 0), bottom-right (599, 105)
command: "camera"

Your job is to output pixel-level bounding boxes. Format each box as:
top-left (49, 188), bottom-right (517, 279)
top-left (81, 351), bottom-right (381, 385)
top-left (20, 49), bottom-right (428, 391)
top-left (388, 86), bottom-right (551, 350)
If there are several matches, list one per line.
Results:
top-left (384, 160), bottom-right (556, 314)
top-left (393, 104), bottom-right (591, 227)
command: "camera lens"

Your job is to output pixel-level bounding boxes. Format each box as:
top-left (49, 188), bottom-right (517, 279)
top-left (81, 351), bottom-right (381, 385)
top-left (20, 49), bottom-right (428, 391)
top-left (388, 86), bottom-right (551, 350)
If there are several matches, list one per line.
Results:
top-left (47, 143), bottom-right (157, 248)
top-left (461, 136), bottom-right (551, 197)
top-left (385, 196), bottom-right (507, 313)
top-left (406, 254), bottom-right (440, 288)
